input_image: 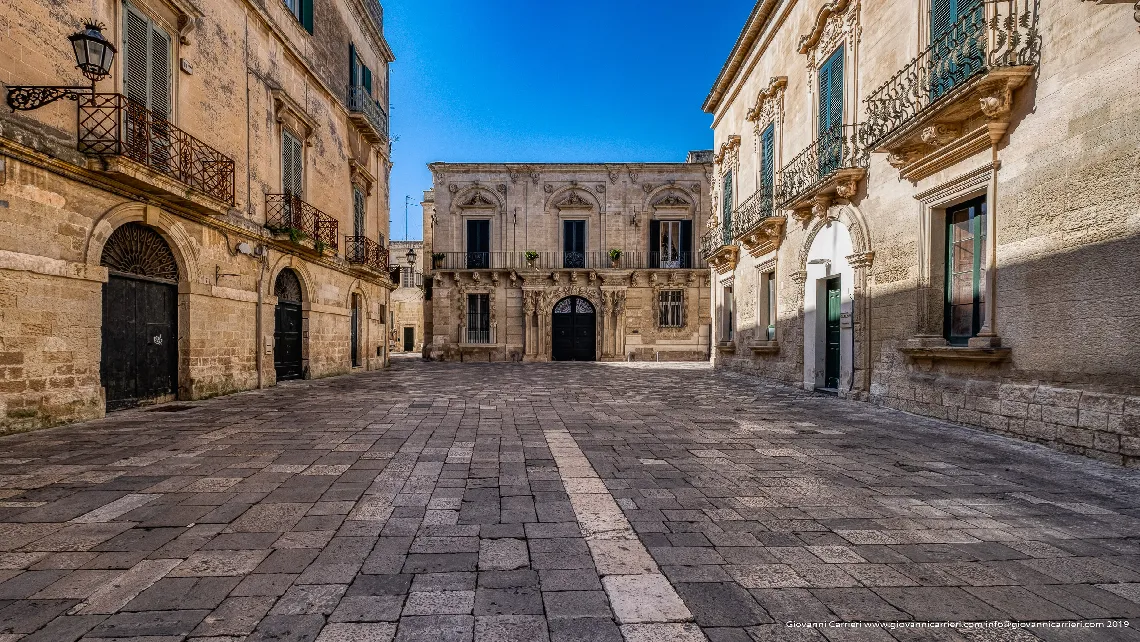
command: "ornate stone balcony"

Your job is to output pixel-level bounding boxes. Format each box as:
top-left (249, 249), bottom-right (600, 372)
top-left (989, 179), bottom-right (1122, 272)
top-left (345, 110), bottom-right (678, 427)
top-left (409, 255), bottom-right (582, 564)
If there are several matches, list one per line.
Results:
top-left (777, 124), bottom-right (868, 224)
top-left (700, 225), bottom-right (738, 275)
top-left (731, 188), bottom-right (785, 257)
top-left (862, 0), bottom-right (1041, 180)
top-left (77, 93), bottom-right (236, 213)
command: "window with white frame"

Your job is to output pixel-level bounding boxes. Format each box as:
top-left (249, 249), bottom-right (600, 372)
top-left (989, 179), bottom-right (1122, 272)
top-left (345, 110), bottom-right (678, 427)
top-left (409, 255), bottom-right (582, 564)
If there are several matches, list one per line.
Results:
top-left (658, 290), bottom-right (684, 328)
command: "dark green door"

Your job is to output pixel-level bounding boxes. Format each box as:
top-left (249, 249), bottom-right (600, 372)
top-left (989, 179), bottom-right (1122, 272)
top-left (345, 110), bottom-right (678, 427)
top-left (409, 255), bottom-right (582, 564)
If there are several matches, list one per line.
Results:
top-left (824, 277), bottom-right (841, 390)
top-left (403, 327), bottom-right (415, 351)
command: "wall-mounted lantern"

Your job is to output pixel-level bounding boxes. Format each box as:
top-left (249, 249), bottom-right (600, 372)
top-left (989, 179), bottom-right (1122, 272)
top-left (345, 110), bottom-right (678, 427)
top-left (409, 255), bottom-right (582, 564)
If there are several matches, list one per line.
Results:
top-left (6, 21), bottom-right (116, 111)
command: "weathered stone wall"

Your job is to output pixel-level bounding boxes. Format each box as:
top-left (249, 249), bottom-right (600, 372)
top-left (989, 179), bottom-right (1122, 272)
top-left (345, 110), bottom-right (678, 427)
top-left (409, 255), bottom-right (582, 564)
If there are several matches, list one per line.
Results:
top-left (0, 0), bottom-right (396, 432)
top-left (706, 0), bottom-right (1140, 465)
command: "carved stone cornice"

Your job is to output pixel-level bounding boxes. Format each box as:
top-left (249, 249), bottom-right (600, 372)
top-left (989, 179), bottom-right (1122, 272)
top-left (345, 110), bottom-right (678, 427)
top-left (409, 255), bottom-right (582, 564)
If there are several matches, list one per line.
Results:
top-left (738, 216), bottom-right (786, 258)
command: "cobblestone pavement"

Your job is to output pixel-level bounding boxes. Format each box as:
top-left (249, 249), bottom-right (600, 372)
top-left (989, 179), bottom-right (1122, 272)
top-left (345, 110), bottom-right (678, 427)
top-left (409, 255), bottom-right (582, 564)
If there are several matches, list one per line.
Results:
top-left (1, 360), bottom-right (1140, 642)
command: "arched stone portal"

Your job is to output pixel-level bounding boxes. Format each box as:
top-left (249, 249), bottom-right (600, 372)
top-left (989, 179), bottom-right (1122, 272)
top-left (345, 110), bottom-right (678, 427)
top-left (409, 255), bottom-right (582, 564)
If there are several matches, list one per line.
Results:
top-left (100, 222), bottom-right (180, 410)
top-left (273, 268), bottom-right (306, 380)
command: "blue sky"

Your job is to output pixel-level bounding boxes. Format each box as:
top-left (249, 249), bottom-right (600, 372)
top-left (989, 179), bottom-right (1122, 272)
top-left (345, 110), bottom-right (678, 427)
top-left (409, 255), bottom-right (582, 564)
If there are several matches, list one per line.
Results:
top-left (382, 0), bottom-right (753, 241)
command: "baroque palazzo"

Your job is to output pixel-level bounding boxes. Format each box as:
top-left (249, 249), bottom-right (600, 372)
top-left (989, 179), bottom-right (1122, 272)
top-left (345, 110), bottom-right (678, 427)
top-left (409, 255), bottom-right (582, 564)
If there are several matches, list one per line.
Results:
top-left (704, 0), bottom-right (1140, 464)
top-left (423, 159), bottom-right (713, 362)
top-left (0, 0), bottom-right (396, 430)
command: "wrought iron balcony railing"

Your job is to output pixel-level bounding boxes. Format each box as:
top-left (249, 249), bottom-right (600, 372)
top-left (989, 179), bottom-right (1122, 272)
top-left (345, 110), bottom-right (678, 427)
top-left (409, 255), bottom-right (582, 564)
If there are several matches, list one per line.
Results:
top-left (265, 193), bottom-right (339, 253)
top-left (346, 85), bottom-right (389, 144)
top-left (700, 225), bottom-right (734, 260)
top-left (862, 0), bottom-right (1041, 150)
top-left (777, 123), bottom-right (868, 209)
top-left (429, 251), bottom-right (707, 271)
top-left (78, 93), bottom-right (235, 205)
top-left (731, 187), bottom-right (777, 239)
top-left (345, 235), bottom-right (390, 273)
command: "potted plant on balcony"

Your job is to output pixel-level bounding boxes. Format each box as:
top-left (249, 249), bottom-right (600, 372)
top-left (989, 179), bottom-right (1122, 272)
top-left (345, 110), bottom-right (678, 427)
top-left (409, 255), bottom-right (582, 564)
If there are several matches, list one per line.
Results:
top-left (432, 252), bottom-right (445, 269)
top-left (524, 251), bottom-right (539, 268)
top-left (314, 239), bottom-right (329, 255)
top-left (608, 248), bottom-right (622, 268)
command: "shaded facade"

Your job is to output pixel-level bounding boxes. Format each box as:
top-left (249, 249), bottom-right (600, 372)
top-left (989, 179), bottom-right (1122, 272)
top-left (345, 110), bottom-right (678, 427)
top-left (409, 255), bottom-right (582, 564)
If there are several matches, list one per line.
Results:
top-left (423, 160), bottom-right (713, 362)
top-left (704, 0), bottom-right (1140, 464)
top-left (0, 0), bottom-right (396, 431)
top-left (389, 239), bottom-right (424, 353)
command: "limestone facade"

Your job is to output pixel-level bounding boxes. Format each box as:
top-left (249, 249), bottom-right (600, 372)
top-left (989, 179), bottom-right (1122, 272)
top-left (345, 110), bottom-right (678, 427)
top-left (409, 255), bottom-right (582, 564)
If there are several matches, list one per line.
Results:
top-left (389, 240), bottom-right (424, 353)
top-left (0, 0), bottom-right (396, 431)
top-left (705, 0), bottom-right (1140, 464)
top-left (423, 161), bottom-right (713, 362)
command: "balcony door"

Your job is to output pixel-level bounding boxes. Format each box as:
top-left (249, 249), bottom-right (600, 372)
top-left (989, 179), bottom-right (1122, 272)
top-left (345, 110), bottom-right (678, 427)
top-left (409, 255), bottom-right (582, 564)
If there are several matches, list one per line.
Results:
top-left (930, 0), bottom-right (986, 100)
top-left (123, 5), bottom-right (172, 171)
top-left (466, 220), bottom-right (490, 269)
top-left (563, 220), bottom-right (586, 268)
top-left (651, 220), bottom-right (692, 269)
top-left (817, 46), bottom-right (844, 178)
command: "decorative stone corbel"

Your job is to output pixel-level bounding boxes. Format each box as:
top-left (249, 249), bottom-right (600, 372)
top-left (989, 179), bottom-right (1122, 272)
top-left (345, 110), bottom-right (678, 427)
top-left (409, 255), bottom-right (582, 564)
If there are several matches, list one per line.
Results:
top-left (835, 178), bottom-right (859, 200)
top-left (920, 124), bottom-right (960, 147)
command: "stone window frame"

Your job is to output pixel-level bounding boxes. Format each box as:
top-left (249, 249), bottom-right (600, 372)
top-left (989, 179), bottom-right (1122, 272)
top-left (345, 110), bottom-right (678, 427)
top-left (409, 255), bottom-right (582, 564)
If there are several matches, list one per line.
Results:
top-left (798, 0), bottom-right (862, 136)
top-left (913, 162), bottom-right (999, 348)
top-left (756, 258), bottom-right (778, 342)
top-left (718, 275), bottom-right (736, 344)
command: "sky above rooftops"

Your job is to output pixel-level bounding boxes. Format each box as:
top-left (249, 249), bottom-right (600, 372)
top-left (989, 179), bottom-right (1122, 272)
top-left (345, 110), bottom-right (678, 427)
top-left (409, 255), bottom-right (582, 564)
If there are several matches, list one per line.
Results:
top-left (383, 0), bottom-right (752, 240)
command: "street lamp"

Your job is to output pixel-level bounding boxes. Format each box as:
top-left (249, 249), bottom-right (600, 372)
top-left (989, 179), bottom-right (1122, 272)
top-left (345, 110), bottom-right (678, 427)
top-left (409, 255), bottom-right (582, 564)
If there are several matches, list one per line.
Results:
top-left (7, 21), bottom-right (116, 111)
top-left (405, 247), bottom-right (417, 268)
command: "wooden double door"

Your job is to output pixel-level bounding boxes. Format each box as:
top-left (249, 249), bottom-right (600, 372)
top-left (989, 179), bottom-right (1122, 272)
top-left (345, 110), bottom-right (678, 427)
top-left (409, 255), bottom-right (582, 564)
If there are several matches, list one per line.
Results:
top-left (552, 296), bottom-right (596, 362)
top-left (101, 274), bottom-right (178, 410)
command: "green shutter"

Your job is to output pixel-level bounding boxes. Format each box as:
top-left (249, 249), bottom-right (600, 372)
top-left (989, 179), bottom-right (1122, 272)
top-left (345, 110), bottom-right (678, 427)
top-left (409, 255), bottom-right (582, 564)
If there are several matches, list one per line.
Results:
top-left (301, 0), bottom-right (314, 34)
top-left (931, 0), bottom-right (957, 42)
top-left (760, 124), bottom-right (775, 191)
top-left (722, 173), bottom-right (733, 241)
top-left (363, 66), bottom-right (372, 96)
top-left (124, 8), bottom-right (149, 108)
top-left (149, 25), bottom-right (171, 118)
top-left (353, 188), bottom-right (366, 237)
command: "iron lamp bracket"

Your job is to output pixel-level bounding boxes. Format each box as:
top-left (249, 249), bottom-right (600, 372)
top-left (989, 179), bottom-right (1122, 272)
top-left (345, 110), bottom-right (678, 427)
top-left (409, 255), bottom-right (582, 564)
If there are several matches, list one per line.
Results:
top-left (6, 85), bottom-right (94, 112)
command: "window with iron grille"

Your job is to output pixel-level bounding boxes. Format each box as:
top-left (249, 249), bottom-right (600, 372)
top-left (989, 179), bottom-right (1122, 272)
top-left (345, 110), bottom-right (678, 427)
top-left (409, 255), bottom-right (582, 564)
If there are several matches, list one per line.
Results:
top-left (466, 294), bottom-right (491, 344)
top-left (658, 290), bottom-right (684, 328)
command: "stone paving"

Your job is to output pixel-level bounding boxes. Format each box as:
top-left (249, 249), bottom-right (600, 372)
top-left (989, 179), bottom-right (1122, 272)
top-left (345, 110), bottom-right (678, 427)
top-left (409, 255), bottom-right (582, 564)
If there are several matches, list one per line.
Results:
top-left (0, 360), bottom-right (1139, 641)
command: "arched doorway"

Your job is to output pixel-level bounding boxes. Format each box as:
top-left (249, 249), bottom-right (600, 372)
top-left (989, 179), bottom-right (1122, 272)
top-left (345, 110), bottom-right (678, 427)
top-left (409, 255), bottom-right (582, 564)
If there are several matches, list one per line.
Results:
top-left (274, 269), bottom-right (304, 380)
top-left (552, 296), bottom-right (596, 361)
top-left (99, 222), bottom-right (179, 410)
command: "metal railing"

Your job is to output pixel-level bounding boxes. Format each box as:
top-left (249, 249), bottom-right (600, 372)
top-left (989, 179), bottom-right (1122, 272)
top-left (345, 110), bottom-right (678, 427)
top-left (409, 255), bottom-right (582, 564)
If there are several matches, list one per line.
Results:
top-left (732, 186), bottom-right (778, 239)
top-left (346, 85), bottom-right (389, 143)
top-left (465, 314), bottom-right (491, 344)
top-left (777, 123), bottom-right (868, 208)
top-left (700, 225), bottom-right (734, 260)
top-left (78, 93), bottom-right (235, 205)
top-left (862, 0), bottom-right (1041, 149)
top-left (345, 235), bottom-right (389, 273)
top-left (265, 193), bottom-right (339, 252)
top-left (429, 251), bottom-right (707, 271)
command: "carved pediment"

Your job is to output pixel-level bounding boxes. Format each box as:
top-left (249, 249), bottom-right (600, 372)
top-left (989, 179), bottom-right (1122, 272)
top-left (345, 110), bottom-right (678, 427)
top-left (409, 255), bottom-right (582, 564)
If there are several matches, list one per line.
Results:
top-left (745, 77), bottom-right (788, 125)
top-left (555, 190), bottom-right (593, 210)
top-left (652, 191), bottom-right (691, 209)
top-left (460, 191), bottom-right (497, 209)
top-left (270, 88), bottom-right (316, 142)
top-left (714, 135), bottom-right (741, 167)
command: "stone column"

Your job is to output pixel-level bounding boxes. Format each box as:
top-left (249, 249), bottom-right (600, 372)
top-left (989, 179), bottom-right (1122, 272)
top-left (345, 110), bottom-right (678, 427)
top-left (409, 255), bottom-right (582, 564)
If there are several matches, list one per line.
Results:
top-left (613, 290), bottom-right (627, 357)
top-left (846, 252), bottom-right (875, 396)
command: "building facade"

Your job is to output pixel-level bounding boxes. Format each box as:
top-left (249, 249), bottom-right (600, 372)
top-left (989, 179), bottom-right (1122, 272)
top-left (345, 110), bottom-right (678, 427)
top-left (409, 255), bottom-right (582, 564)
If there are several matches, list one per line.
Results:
top-left (704, 0), bottom-right (1140, 464)
top-left (423, 160), bottom-right (713, 362)
top-left (389, 239), bottom-right (424, 353)
top-left (0, 0), bottom-right (396, 431)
